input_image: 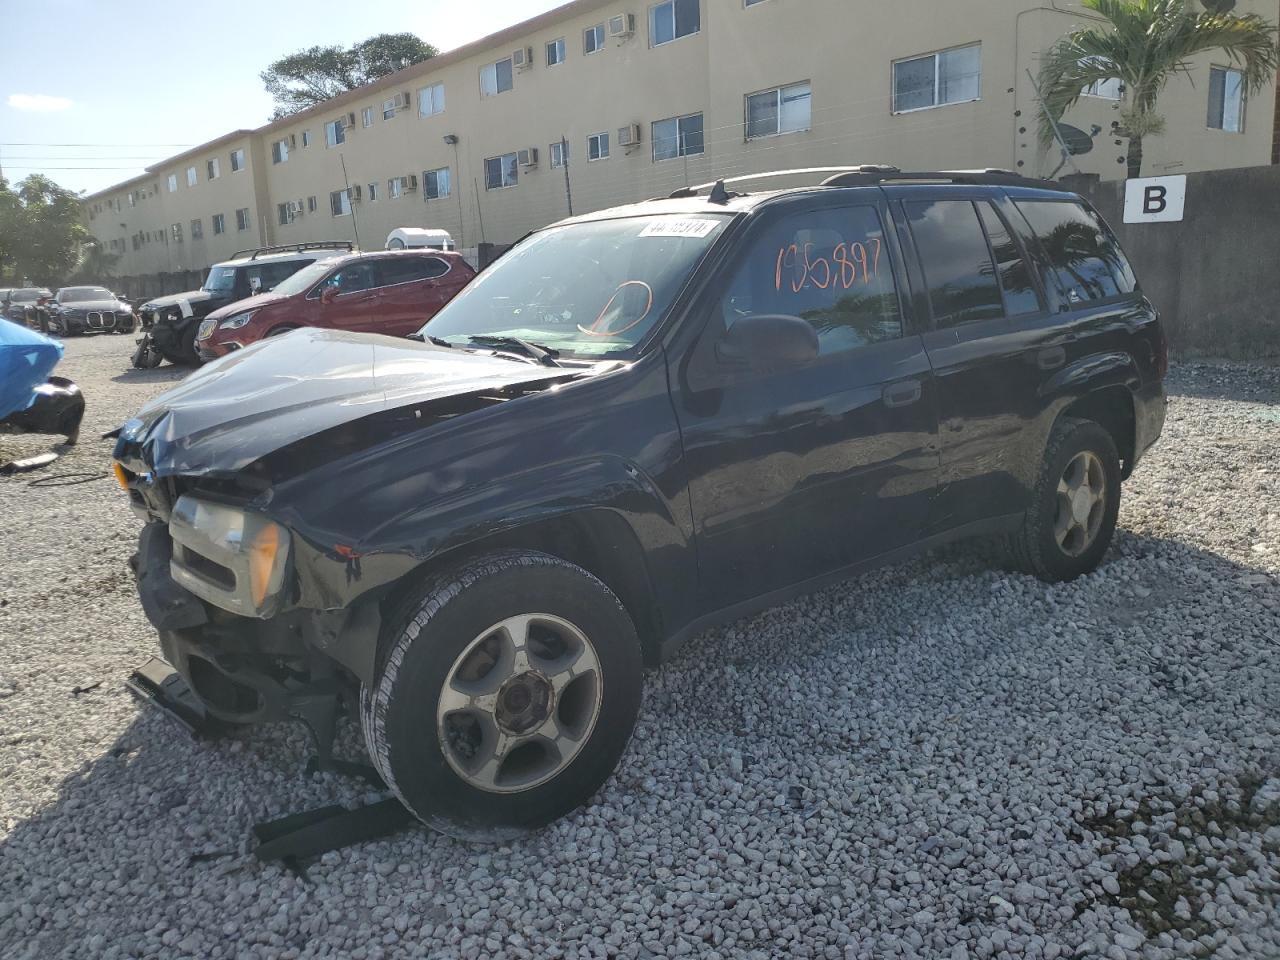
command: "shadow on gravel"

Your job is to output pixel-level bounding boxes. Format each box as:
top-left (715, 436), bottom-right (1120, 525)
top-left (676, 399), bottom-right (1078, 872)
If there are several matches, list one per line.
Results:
top-left (1, 531), bottom-right (1277, 956)
top-left (109, 366), bottom-right (190, 386)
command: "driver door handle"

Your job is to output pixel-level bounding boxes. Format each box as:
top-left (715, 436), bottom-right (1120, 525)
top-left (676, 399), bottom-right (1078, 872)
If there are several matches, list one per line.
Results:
top-left (883, 379), bottom-right (923, 409)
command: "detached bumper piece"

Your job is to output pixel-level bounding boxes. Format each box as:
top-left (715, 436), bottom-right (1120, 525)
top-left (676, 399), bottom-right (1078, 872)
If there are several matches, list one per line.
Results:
top-left (252, 798), bottom-right (415, 878)
top-left (125, 656), bottom-right (231, 740)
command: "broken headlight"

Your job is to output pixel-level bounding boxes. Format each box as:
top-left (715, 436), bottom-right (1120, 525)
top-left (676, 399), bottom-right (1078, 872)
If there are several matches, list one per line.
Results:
top-left (168, 495), bottom-right (290, 618)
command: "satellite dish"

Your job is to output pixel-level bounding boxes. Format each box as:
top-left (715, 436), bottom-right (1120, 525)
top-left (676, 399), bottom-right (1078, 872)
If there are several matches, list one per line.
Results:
top-left (1058, 123), bottom-right (1096, 156)
top-left (1201, 0), bottom-right (1236, 12)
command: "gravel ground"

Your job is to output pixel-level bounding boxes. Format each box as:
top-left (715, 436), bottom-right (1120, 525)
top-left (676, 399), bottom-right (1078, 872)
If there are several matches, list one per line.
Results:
top-left (1, 334), bottom-right (1278, 960)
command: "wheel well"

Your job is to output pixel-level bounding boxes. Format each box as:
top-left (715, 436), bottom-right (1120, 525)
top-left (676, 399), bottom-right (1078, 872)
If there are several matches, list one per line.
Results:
top-left (378, 511), bottom-right (665, 665)
top-left (1061, 387), bottom-right (1136, 479)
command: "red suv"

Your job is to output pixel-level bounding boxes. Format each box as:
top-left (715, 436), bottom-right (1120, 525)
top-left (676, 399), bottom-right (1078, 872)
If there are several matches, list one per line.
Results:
top-left (195, 250), bottom-right (475, 361)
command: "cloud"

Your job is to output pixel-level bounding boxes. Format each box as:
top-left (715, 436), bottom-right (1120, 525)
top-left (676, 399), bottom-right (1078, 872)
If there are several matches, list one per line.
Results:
top-left (7, 93), bottom-right (73, 112)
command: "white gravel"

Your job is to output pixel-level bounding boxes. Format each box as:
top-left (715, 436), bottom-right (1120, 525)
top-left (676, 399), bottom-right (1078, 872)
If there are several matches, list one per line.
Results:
top-left (1, 335), bottom-right (1278, 960)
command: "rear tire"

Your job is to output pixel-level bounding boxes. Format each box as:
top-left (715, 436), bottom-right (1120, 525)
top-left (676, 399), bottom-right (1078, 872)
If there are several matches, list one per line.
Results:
top-left (361, 550), bottom-right (643, 841)
top-left (1002, 416), bottom-right (1121, 582)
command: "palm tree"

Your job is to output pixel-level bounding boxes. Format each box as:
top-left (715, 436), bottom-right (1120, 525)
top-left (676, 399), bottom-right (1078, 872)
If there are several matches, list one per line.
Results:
top-left (1039, 0), bottom-right (1279, 179)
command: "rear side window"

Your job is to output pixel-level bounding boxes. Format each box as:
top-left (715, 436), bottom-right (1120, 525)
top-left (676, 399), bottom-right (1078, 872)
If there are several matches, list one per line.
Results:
top-left (379, 257), bottom-right (450, 286)
top-left (904, 199), bottom-right (1004, 328)
top-left (719, 206), bottom-right (903, 356)
top-left (976, 202), bottom-right (1041, 316)
top-left (1015, 200), bottom-right (1137, 304)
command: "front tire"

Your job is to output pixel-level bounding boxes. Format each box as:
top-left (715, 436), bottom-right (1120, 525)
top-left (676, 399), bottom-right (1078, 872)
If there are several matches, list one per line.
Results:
top-left (1003, 416), bottom-right (1121, 582)
top-left (361, 550), bottom-right (643, 841)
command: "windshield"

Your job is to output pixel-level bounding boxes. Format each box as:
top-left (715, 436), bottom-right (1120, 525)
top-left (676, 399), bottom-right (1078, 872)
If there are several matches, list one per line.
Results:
top-left (10, 289), bottom-right (44, 303)
top-left (420, 214), bottom-right (731, 358)
top-left (202, 266), bottom-right (237, 294)
top-left (58, 287), bottom-right (112, 303)
top-left (269, 259), bottom-right (339, 297)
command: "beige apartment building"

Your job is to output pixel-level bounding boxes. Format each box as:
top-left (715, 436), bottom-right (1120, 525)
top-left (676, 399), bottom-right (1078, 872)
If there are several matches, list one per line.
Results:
top-left (83, 0), bottom-right (1277, 294)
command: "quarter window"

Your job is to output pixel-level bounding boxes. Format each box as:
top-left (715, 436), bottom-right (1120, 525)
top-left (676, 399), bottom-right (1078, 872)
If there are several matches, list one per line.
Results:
top-left (650, 0), bottom-right (699, 46)
top-left (235, 208), bottom-right (250, 231)
top-left (746, 81), bottom-right (811, 139)
top-left (481, 58), bottom-right (514, 97)
top-left (719, 206), bottom-right (903, 356)
top-left (419, 82), bottom-right (445, 117)
top-left (588, 132), bottom-right (610, 161)
top-left (976, 203), bottom-right (1041, 316)
top-left (547, 38), bottom-right (566, 66)
top-left (484, 153), bottom-right (518, 189)
top-left (1015, 200), bottom-right (1137, 304)
top-left (904, 199), bottom-right (1004, 328)
top-left (584, 24), bottom-right (605, 54)
top-left (652, 112), bottom-right (704, 161)
top-left (892, 44), bottom-right (981, 113)
top-left (425, 167), bottom-right (451, 199)
top-left (1208, 66), bottom-right (1244, 132)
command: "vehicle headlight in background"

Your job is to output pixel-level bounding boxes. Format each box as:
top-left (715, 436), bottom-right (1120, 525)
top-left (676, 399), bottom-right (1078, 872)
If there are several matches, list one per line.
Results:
top-left (219, 310), bottom-right (256, 330)
top-left (168, 495), bottom-right (291, 617)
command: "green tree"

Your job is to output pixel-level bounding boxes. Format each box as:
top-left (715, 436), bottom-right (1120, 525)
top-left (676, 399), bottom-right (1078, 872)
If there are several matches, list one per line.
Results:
top-left (1039, 0), bottom-right (1279, 178)
top-left (0, 175), bottom-right (89, 287)
top-left (65, 239), bottom-right (121, 285)
top-left (261, 33), bottom-right (438, 119)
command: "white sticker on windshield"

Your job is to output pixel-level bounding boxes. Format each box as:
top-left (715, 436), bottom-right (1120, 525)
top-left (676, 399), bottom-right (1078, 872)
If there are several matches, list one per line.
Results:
top-left (638, 219), bottom-right (720, 239)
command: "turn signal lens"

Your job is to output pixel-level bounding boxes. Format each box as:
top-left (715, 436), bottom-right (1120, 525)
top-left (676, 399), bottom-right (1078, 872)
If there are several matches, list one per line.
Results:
top-left (112, 462), bottom-right (130, 491)
top-left (247, 523), bottom-right (282, 609)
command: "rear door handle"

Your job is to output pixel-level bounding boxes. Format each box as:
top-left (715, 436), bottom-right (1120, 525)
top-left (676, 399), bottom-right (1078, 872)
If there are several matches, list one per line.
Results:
top-left (1037, 346), bottom-right (1067, 371)
top-left (882, 379), bottom-right (923, 408)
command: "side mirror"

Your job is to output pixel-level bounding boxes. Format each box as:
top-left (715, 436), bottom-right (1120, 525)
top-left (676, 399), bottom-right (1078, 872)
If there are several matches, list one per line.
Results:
top-left (714, 314), bottom-right (818, 373)
top-left (320, 286), bottom-right (338, 305)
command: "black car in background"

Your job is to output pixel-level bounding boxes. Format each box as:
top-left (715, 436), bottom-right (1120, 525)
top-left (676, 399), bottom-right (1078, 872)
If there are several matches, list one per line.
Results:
top-left (2, 287), bottom-right (53, 325)
top-left (137, 241), bottom-right (354, 365)
top-left (115, 166), bottom-right (1166, 839)
top-left (45, 286), bottom-right (135, 335)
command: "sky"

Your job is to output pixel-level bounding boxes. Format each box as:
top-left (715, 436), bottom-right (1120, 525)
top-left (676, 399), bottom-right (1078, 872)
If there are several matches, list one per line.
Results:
top-left (0, 0), bottom-right (565, 196)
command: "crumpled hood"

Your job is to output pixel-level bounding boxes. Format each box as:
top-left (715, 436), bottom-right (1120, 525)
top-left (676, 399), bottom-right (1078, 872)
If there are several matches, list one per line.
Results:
top-left (205, 291), bottom-right (284, 320)
top-left (114, 327), bottom-right (585, 479)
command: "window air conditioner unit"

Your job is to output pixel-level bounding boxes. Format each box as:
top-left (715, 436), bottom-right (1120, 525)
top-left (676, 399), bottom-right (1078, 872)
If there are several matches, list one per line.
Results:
top-left (608, 14), bottom-right (635, 38)
top-left (618, 123), bottom-right (642, 147)
top-left (404, 174), bottom-right (419, 191)
top-left (513, 46), bottom-right (534, 68)
top-left (518, 147), bottom-right (539, 167)
top-left (349, 185), bottom-right (362, 203)
top-left (393, 91), bottom-right (411, 110)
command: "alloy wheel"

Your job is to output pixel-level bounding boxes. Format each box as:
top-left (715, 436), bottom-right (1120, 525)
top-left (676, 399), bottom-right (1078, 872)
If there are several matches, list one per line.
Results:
top-left (1054, 450), bottom-right (1107, 557)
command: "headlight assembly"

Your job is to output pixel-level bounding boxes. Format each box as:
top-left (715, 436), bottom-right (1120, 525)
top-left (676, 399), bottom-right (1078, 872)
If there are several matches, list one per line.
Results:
top-left (219, 310), bottom-right (256, 330)
top-left (168, 495), bottom-right (291, 617)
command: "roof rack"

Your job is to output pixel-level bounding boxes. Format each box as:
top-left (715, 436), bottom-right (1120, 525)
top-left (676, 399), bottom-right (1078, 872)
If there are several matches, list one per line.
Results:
top-left (229, 240), bottom-right (356, 261)
top-left (664, 165), bottom-right (1069, 200)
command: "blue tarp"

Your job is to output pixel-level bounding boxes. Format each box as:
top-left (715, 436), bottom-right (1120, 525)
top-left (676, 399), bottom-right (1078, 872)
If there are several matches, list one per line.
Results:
top-left (0, 318), bottom-right (64, 420)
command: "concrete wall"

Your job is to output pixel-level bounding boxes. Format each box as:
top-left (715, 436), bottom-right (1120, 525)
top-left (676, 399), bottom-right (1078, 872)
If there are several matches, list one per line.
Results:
top-left (1078, 165), bottom-right (1280, 361)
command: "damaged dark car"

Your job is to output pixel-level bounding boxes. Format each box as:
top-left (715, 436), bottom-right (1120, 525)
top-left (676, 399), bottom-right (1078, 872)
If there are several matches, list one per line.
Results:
top-left (114, 168), bottom-right (1166, 839)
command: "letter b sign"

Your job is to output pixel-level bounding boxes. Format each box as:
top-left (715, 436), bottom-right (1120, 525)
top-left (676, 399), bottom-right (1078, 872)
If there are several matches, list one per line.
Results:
top-left (1124, 175), bottom-right (1186, 223)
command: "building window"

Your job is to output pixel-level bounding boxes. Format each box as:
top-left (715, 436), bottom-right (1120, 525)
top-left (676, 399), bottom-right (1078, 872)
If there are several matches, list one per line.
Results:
top-left (207, 157), bottom-right (220, 179)
top-left (389, 177), bottom-right (403, 199)
top-left (166, 174), bottom-right (177, 192)
top-left (547, 37), bottom-right (566, 66)
top-left (1081, 57), bottom-right (1121, 100)
top-left (484, 153), bottom-right (518, 189)
top-left (584, 24), bottom-right (605, 54)
top-left (746, 81), bottom-right (811, 139)
top-left (383, 98), bottom-right (396, 120)
top-left (419, 82), bottom-right (445, 117)
top-left (1208, 66), bottom-right (1244, 132)
top-left (650, 0), bottom-right (699, 46)
top-left (330, 190), bottom-right (351, 217)
top-left (368, 182), bottom-right (379, 202)
top-left (212, 213), bottom-right (225, 235)
top-left (893, 44), bottom-right (981, 113)
top-left (272, 139), bottom-right (289, 164)
top-left (302, 130), bottom-right (312, 147)
top-left (191, 218), bottom-right (203, 240)
top-left (424, 166), bottom-right (451, 199)
top-left (186, 166), bottom-right (197, 186)
top-left (171, 223), bottom-right (183, 243)
top-left (325, 119), bottom-right (346, 147)
top-left (235, 207), bottom-right (250, 231)
top-left (230, 148), bottom-right (245, 171)
top-left (652, 112), bottom-right (704, 161)
top-left (481, 58), bottom-right (514, 97)
top-left (550, 140), bottom-right (568, 168)
top-left (277, 202), bottom-right (292, 226)
top-left (307, 195), bottom-right (317, 213)
top-left (362, 106), bottom-right (374, 128)
top-left (587, 131), bottom-right (610, 161)
top-left (128, 192), bottom-right (136, 207)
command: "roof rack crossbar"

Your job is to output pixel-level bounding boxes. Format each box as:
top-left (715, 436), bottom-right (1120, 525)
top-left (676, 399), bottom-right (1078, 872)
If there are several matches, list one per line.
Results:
top-left (821, 168), bottom-right (1069, 190)
top-left (229, 240), bottom-right (356, 260)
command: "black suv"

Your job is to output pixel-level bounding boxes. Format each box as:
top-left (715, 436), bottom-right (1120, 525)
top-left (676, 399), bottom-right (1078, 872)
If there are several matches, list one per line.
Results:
top-left (114, 168), bottom-right (1165, 839)
top-left (137, 241), bottom-right (353, 365)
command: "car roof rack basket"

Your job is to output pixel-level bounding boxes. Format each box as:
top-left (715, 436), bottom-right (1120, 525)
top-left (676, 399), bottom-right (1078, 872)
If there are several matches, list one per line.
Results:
top-left (230, 240), bottom-right (356, 261)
